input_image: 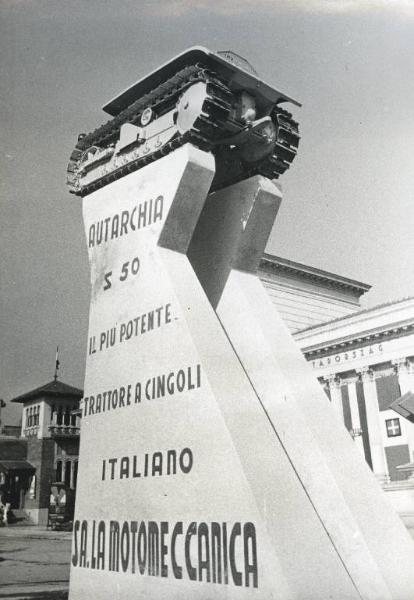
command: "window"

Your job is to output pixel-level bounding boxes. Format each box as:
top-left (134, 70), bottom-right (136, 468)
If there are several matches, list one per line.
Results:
top-left (386, 418), bottom-right (401, 438)
top-left (73, 461), bottom-right (78, 489)
top-left (27, 405), bottom-right (40, 427)
top-left (64, 461), bottom-right (71, 487)
top-left (56, 460), bottom-right (62, 482)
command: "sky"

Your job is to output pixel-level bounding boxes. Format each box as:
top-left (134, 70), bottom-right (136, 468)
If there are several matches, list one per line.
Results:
top-left (1, 0), bottom-right (414, 425)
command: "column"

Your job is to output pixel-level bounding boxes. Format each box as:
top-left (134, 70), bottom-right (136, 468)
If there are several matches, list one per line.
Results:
top-left (348, 379), bottom-right (365, 457)
top-left (358, 367), bottom-right (389, 484)
top-left (51, 405), bottom-right (57, 426)
top-left (37, 404), bottom-right (42, 438)
top-left (325, 373), bottom-right (344, 423)
top-left (49, 405), bottom-right (57, 437)
top-left (70, 460), bottom-right (75, 489)
top-left (22, 408), bottom-right (28, 436)
top-left (393, 357), bottom-right (414, 395)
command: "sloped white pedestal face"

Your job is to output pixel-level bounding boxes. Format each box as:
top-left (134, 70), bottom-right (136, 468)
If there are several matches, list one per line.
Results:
top-left (69, 145), bottom-right (414, 600)
top-left (70, 146), bottom-right (294, 600)
top-left (189, 175), bottom-right (414, 600)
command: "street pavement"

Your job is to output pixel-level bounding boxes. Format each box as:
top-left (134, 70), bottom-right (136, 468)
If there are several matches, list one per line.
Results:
top-left (0, 527), bottom-right (71, 600)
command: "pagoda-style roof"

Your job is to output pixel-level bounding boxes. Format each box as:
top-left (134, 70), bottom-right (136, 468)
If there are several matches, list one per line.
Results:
top-left (11, 380), bottom-right (83, 404)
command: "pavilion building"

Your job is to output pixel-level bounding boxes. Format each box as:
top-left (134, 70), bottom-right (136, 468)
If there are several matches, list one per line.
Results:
top-left (0, 380), bottom-right (82, 524)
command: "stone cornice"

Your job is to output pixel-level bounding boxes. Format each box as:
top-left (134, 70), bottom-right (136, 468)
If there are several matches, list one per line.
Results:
top-left (260, 275), bottom-right (361, 307)
top-left (302, 320), bottom-right (414, 359)
top-left (259, 254), bottom-right (371, 297)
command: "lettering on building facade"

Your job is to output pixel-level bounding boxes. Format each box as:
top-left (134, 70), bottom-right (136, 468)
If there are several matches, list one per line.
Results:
top-left (311, 343), bottom-right (383, 369)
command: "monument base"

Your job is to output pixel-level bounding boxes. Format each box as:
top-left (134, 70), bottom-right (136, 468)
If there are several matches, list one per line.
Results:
top-left (70, 145), bottom-right (414, 600)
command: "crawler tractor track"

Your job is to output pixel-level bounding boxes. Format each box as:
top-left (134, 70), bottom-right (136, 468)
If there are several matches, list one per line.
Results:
top-left (68, 62), bottom-right (299, 197)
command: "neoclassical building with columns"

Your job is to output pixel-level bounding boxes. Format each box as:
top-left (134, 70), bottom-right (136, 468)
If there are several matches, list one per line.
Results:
top-left (259, 254), bottom-right (414, 518)
top-left (297, 298), bottom-right (414, 479)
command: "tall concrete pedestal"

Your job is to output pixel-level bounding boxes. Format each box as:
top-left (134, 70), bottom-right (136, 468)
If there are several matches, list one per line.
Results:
top-left (69, 144), bottom-right (414, 600)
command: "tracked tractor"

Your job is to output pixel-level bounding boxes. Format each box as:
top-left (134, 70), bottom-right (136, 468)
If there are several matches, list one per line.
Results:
top-left (67, 47), bottom-right (300, 197)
